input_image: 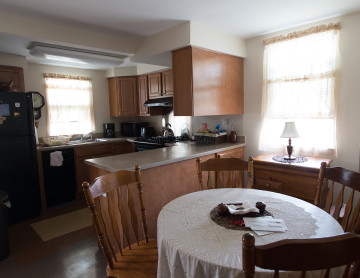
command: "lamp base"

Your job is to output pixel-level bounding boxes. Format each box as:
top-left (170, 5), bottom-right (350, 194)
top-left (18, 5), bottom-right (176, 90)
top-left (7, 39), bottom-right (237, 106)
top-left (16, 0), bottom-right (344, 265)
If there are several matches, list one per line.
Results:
top-left (284, 155), bottom-right (296, 160)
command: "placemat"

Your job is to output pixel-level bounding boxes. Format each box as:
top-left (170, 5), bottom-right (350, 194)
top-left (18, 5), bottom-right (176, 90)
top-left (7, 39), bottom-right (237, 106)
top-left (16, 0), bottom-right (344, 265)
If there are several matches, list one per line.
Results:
top-left (272, 155), bottom-right (308, 163)
top-left (209, 206), bottom-right (273, 230)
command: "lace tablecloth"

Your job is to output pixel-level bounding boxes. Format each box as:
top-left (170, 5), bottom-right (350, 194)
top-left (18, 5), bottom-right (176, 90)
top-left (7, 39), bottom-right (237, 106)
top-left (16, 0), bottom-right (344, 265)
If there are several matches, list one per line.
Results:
top-left (157, 188), bottom-right (343, 278)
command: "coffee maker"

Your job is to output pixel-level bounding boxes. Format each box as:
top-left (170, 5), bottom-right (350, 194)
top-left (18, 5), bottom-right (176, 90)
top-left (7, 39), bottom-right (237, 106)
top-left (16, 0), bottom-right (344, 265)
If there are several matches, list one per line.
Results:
top-left (103, 123), bottom-right (115, 138)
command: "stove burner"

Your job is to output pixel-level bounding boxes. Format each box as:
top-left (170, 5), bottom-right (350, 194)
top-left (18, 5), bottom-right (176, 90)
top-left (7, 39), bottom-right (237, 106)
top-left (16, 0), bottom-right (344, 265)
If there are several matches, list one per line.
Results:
top-left (135, 136), bottom-right (187, 144)
top-left (133, 136), bottom-right (189, 152)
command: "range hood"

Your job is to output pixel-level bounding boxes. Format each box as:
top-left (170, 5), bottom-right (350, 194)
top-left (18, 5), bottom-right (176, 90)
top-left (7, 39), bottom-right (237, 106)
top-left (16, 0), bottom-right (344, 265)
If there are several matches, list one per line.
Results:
top-left (144, 97), bottom-right (173, 107)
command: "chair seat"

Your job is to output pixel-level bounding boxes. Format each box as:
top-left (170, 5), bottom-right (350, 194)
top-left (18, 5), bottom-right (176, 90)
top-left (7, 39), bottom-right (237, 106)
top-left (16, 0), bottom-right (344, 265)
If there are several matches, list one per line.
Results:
top-left (107, 238), bottom-right (158, 278)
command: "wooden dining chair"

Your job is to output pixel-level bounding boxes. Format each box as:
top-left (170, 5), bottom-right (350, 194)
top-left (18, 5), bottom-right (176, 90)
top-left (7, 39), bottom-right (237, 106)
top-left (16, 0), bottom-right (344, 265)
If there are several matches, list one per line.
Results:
top-left (196, 156), bottom-right (253, 190)
top-left (242, 231), bottom-right (360, 278)
top-left (316, 162), bottom-right (360, 232)
top-left (82, 165), bottom-right (157, 278)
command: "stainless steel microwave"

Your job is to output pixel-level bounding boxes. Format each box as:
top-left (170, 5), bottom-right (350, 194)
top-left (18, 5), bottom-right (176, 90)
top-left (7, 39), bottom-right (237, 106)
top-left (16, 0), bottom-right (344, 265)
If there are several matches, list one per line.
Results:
top-left (120, 122), bottom-right (148, 137)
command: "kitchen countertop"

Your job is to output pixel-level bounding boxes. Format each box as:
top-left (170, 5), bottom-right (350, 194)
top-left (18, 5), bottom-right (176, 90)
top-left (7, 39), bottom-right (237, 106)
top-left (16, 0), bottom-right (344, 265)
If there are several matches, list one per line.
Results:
top-left (36, 137), bottom-right (134, 151)
top-left (85, 138), bottom-right (245, 172)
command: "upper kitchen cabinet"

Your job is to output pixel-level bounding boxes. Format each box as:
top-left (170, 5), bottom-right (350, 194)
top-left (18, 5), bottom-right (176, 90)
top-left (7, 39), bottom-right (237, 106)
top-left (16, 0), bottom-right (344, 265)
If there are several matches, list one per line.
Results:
top-left (108, 77), bottom-right (138, 116)
top-left (172, 46), bottom-right (244, 116)
top-left (148, 70), bottom-right (173, 99)
top-left (138, 75), bottom-right (149, 116)
top-left (161, 70), bottom-right (173, 97)
top-left (0, 65), bottom-right (25, 92)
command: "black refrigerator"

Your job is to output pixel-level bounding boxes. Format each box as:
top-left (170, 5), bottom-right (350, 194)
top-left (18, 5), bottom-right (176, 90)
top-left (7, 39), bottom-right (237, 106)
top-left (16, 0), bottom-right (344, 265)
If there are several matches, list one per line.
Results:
top-left (0, 91), bottom-right (41, 223)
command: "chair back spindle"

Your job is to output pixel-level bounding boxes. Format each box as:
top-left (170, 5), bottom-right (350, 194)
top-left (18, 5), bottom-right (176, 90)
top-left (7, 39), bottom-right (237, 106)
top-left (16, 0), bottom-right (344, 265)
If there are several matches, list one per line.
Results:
top-left (82, 165), bottom-right (157, 277)
top-left (317, 162), bottom-right (360, 232)
top-left (196, 157), bottom-right (253, 190)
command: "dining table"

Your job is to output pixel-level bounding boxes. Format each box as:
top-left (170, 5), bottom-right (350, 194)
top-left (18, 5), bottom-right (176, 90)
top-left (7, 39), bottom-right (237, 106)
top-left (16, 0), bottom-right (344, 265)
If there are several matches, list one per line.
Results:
top-left (157, 188), bottom-right (344, 278)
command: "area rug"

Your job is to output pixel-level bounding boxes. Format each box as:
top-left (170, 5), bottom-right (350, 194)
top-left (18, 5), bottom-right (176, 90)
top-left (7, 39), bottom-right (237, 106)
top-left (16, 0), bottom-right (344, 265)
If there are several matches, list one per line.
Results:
top-left (31, 208), bottom-right (92, 241)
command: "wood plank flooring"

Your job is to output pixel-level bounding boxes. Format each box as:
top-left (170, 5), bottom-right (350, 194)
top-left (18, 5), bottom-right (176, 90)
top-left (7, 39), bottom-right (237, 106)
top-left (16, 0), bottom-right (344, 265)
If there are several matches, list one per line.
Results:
top-left (0, 200), bottom-right (107, 278)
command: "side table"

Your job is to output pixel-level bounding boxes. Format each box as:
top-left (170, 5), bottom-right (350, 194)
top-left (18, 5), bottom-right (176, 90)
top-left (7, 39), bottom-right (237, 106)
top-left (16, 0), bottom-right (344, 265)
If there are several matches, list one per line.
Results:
top-left (253, 153), bottom-right (332, 204)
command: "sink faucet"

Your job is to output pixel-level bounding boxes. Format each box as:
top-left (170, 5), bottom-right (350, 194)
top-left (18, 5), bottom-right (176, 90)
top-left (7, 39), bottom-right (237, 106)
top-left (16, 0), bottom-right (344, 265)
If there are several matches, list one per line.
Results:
top-left (83, 132), bottom-right (93, 141)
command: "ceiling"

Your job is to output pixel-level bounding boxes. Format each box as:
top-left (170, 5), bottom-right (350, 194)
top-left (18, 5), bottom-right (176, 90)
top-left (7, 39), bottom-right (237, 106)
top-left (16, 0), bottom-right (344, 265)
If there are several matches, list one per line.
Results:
top-left (1, 0), bottom-right (360, 69)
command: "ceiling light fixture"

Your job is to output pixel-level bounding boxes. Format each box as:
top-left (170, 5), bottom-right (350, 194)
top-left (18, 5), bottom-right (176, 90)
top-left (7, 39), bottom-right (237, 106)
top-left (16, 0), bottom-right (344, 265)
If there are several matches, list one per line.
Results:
top-left (28, 42), bottom-right (127, 68)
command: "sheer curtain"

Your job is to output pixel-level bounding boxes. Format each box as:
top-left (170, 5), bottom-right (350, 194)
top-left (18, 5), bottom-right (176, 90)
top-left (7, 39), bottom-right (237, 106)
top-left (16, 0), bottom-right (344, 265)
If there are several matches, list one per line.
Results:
top-left (44, 73), bottom-right (95, 136)
top-left (259, 23), bottom-right (339, 157)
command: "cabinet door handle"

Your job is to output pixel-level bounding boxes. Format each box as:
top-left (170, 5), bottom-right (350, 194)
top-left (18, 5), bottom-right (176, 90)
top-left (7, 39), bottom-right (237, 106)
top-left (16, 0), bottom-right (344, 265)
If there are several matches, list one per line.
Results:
top-left (265, 183), bottom-right (270, 188)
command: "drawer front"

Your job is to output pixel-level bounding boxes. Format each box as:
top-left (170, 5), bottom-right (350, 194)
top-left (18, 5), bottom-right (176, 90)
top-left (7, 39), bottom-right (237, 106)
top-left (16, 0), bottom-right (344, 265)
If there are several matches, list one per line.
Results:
top-left (254, 178), bottom-right (282, 192)
top-left (75, 143), bottom-right (113, 157)
top-left (254, 166), bottom-right (318, 202)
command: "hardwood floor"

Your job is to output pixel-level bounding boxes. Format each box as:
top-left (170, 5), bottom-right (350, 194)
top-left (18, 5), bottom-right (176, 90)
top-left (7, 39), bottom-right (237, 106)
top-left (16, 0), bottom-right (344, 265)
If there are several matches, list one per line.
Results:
top-left (0, 200), bottom-right (107, 278)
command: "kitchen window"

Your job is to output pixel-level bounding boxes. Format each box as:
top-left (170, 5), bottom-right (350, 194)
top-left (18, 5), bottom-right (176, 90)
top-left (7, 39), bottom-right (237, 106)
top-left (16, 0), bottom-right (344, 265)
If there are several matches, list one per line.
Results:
top-left (258, 23), bottom-right (339, 157)
top-left (44, 73), bottom-right (95, 136)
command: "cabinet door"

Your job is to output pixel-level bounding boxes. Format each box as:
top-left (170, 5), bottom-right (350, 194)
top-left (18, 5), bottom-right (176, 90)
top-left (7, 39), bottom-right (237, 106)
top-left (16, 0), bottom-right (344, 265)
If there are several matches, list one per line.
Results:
top-left (148, 72), bottom-right (162, 99)
top-left (0, 66), bottom-right (25, 92)
top-left (118, 77), bottom-right (138, 115)
top-left (138, 75), bottom-right (149, 116)
top-left (108, 77), bottom-right (138, 116)
top-left (75, 144), bottom-right (113, 196)
top-left (162, 70), bottom-right (173, 96)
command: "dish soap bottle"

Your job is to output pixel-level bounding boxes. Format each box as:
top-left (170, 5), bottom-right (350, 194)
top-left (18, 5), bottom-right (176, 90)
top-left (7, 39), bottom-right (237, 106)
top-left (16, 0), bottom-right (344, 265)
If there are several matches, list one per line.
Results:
top-left (230, 124), bottom-right (237, 143)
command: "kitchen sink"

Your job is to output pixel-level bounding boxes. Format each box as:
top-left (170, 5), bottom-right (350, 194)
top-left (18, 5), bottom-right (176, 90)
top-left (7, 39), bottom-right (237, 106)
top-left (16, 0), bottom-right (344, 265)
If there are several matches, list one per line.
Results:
top-left (67, 138), bottom-right (108, 145)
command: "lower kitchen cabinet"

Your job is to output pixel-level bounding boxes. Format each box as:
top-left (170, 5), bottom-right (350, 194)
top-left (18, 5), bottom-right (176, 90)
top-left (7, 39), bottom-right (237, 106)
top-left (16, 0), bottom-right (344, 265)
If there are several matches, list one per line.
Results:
top-left (253, 153), bottom-right (332, 204)
top-left (114, 141), bottom-right (135, 155)
top-left (75, 144), bottom-right (113, 197)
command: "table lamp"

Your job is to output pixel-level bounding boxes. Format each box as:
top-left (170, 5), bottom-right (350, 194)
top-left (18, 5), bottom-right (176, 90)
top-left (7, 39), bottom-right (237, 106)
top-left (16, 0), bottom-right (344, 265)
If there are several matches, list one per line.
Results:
top-left (280, 122), bottom-right (300, 160)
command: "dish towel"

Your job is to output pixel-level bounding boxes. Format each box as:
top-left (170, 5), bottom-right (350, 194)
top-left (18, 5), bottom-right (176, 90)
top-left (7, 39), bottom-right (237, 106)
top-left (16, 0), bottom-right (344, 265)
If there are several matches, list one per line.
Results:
top-left (50, 151), bottom-right (64, 167)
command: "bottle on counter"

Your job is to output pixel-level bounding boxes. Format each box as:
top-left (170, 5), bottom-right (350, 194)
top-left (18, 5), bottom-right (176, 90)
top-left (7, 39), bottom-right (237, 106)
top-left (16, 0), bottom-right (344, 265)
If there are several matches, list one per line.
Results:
top-left (230, 124), bottom-right (237, 143)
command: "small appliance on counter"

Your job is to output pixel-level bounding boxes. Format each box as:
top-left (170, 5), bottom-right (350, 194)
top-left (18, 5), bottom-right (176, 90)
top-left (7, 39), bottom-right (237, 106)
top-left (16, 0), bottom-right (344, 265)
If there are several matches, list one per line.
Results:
top-left (103, 123), bottom-right (115, 138)
top-left (121, 122), bottom-right (148, 137)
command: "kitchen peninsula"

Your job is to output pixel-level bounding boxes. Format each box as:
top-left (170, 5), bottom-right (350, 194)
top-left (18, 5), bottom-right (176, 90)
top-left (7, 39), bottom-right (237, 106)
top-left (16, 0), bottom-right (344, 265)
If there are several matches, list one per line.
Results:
top-left (85, 139), bottom-right (246, 237)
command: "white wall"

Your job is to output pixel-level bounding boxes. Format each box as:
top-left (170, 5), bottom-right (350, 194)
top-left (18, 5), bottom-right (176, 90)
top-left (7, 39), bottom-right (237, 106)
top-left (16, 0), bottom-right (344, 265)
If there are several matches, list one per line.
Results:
top-left (244, 12), bottom-right (360, 171)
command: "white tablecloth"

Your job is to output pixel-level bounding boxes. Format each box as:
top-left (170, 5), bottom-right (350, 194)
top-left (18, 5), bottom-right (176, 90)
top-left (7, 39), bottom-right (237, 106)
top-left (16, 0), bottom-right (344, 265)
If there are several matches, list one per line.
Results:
top-left (157, 188), bottom-right (344, 278)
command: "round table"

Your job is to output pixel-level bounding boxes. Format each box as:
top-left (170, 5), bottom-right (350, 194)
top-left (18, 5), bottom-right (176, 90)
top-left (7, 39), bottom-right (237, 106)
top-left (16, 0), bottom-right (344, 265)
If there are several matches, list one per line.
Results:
top-left (157, 188), bottom-right (344, 278)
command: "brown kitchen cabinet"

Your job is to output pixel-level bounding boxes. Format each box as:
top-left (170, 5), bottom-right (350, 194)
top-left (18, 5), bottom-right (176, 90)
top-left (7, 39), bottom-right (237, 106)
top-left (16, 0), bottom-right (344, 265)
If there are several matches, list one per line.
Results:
top-left (113, 141), bottom-right (135, 155)
top-left (172, 46), bottom-right (244, 116)
top-left (148, 70), bottom-right (173, 99)
top-left (138, 75), bottom-right (149, 116)
top-left (108, 77), bottom-right (138, 116)
top-left (74, 144), bottom-right (114, 197)
top-left (0, 65), bottom-right (25, 91)
top-left (253, 153), bottom-right (332, 204)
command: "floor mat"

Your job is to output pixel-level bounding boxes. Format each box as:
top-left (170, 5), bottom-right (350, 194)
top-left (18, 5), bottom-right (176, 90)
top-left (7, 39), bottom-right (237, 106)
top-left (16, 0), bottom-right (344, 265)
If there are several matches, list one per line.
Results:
top-left (31, 208), bottom-right (92, 241)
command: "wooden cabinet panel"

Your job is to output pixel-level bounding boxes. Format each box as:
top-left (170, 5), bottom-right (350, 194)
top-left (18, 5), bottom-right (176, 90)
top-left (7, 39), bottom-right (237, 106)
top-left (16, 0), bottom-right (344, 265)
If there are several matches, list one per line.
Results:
top-left (162, 70), bottom-right (173, 96)
top-left (113, 141), bottom-right (134, 155)
top-left (172, 46), bottom-right (244, 116)
top-left (108, 77), bottom-right (138, 116)
top-left (75, 144), bottom-right (114, 196)
top-left (253, 154), bottom-right (332, 203)
top-left (148, 70), bottom-right (173, 99)
top-left (148, 72), bottom-right (162, 99)
top-left (138, 75), bottom-right (149, 116)
top-left (75, 144), bottom-right (113, 157)
top-left (217, 147), bottom-right (244, 159)
top-left (254, 178), bottom-right (282, 193)
top-left (0, 66), bottom-right (25, 92)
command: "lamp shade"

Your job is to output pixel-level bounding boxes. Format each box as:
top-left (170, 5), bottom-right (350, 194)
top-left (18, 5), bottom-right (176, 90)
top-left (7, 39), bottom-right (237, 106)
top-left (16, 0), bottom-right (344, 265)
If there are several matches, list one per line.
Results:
top-left (280, 122), bottom-right (300, 138)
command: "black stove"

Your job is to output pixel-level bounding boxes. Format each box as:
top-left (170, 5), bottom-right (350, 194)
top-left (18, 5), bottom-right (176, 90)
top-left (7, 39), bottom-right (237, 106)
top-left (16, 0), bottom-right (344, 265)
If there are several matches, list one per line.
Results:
top-left (133, 136), bottom-right (188, 152)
